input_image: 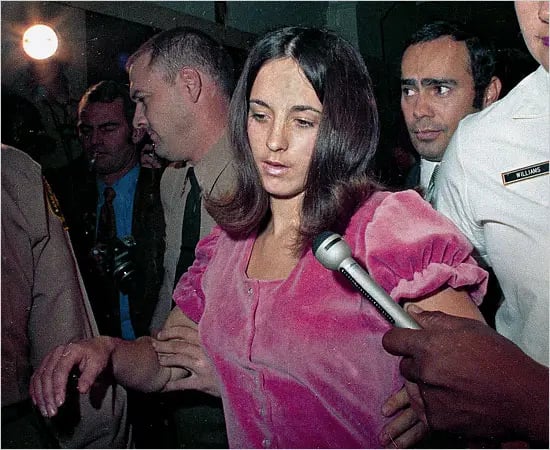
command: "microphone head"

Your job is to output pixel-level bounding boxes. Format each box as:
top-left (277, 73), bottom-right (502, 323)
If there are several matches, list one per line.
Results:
top-left (313, 231), bottom-right (352, 271)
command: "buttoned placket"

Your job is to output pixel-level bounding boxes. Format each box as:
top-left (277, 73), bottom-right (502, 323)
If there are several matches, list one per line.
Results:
top-left (245, 280), bottom-right (274, 448)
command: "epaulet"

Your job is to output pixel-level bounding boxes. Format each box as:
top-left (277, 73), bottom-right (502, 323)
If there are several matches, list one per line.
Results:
top-left (43, 176), bottom-right (68, 230)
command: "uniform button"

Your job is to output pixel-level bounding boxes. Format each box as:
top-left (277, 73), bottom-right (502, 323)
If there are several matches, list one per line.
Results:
top-left (248, 287), bottom-right (253, 294)
top-left (259, 407), bottom-right (265, 417)
top-left (262, 438), bottom-right (271, 448)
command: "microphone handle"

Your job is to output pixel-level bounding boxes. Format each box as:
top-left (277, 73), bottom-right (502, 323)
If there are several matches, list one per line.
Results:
top-left (340, 259), bottom-right (421, 329)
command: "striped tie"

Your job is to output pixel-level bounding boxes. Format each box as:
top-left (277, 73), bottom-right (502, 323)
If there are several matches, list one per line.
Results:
top-left (425, 163), bottom-right (440, 205)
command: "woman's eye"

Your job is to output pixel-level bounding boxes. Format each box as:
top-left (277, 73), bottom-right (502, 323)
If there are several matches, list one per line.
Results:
top-left (250, 112), bottom-right (267, 122)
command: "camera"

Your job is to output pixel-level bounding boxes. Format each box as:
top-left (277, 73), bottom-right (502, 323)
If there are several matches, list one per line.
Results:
top-left (91, 235), bottom-right (137, 293)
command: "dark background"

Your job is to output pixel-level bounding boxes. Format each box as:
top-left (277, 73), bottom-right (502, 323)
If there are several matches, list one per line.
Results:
top-left (1, 1), bottom-right (538, 173)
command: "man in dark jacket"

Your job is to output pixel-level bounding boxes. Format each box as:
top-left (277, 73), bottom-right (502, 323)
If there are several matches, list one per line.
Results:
top-left (73, 80), bottom-right (165, 339)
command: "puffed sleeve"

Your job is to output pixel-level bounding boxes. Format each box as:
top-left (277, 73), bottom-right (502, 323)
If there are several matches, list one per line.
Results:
top-left (361, 190), bottom-right (487, 304)
top-left (173, 226), bottom-right (223, 323)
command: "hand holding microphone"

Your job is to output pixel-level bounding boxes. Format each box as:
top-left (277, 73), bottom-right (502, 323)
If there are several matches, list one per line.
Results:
top-left (313, 231), bottom-right (420, 329)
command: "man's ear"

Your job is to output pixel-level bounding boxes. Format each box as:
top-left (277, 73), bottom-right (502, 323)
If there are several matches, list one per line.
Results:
top-left (177, 67), bottom-right (202, 103)
top-left (482, 76), bottom-right (502, 108)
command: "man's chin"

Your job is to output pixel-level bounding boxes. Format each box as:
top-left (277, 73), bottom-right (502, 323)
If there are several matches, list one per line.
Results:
top-left (413, 142), bottom-right (445, 161)
top-left (152, 143), bottom-right (171, 161)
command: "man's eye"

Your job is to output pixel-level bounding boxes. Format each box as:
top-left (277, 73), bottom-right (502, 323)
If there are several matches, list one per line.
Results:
top-left (401, 87), bottom-right (415, 97)
top-left (103, 125), bottom-right (117, 132)
top-left (436, 86), bottom-right (451, 95)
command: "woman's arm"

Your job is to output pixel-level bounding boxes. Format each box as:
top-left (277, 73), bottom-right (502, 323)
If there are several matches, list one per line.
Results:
top-left (152, 307), bottom-right (222, 396)
top-left (408, 286), bottom-right (485, 322)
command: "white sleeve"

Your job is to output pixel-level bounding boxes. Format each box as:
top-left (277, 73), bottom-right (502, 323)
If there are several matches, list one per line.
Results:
top-left (433, 124), bottom-right (490, 265)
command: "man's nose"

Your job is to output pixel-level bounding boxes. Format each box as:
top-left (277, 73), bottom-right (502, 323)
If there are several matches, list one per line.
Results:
top-left (412, 93), bottom-right (435, 119)
top-left (90, 128), bottom-right (103, 145)
top-left (133, 103), bottom-right (149, 130)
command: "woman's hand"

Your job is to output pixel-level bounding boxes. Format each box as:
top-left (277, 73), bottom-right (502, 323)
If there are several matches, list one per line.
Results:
top-left (152, 308), bottom-right (221, 397)
top-left (379, 384), bottom-right (429, 448)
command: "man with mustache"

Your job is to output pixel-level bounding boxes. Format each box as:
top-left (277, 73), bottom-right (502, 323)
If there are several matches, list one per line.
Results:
top-left (400, 21), bottom-right (501, 203)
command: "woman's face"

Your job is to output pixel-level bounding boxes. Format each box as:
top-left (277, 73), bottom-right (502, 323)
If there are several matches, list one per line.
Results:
top-left (247, 57), bottom-right (323, 200)
top-left (514, 1), bottom-right (549, 71)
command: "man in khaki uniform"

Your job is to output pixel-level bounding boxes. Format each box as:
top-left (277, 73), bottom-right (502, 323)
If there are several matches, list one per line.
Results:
top-left (1, 144), bottom-right (129, 448)
top-left (127, 27), bottom-right (236, 447)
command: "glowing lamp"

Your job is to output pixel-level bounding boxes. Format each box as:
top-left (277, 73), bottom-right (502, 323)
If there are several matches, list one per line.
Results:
top-left (22, 24), bottom-right (58, 60)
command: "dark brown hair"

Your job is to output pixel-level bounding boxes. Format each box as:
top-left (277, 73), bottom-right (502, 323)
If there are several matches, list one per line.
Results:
top-left (207, 27), bottom-right (381, 253)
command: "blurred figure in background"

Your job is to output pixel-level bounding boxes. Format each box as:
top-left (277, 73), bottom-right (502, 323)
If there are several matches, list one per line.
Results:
top-left (75, 80), bottom-right (169, 449)
top-left (75, 79), bottom-right (165, 340)
top-left (1, 90), bottom-right (56, 165)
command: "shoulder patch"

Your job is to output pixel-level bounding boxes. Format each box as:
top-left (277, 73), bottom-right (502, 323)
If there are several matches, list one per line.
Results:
top-left (501, 161), bottom-right (549, 185)
top-left (43, 177), bottom-right (68, 229)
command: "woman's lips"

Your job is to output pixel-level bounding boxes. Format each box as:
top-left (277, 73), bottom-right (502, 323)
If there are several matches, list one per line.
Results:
top-left (262, 160), bottom-right (289, 176)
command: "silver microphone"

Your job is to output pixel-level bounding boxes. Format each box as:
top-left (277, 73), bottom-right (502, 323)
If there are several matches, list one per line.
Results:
top-left (313, 231), bottom-right (421, 329)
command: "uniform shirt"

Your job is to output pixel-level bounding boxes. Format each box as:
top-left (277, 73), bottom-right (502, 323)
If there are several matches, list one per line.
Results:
top-left (1, 144), bottom-right (129, 447)
top-left (175, 190), bottom-right (487, 448)
top-left (434, 66), bottom-right (549, 366)
top-left (151, 132), bottom-right (235, 332)
top-left (97, 164), bottom-right (140, 340)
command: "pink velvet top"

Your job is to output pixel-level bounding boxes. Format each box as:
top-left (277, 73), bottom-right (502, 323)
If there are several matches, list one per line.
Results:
top-left (174, 190), bottom-right (487, 448)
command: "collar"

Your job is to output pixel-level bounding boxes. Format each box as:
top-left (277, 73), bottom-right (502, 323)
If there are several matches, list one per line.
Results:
top-left (97, 163), bottom-right (140, 195)
top-left (420, 159), bottom-right (440, 190)
top-left (190, 131), bottom-right (233, 195)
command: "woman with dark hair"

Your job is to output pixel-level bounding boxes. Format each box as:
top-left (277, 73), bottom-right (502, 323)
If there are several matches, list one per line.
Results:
top-left (169, 27), bottom-right (487, 447)
top-left (30, 27), bottom-right (487, 448)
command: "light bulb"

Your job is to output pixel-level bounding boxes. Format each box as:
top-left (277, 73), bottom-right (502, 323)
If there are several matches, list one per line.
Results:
top-left (23, 24), bottom-right (58, 60)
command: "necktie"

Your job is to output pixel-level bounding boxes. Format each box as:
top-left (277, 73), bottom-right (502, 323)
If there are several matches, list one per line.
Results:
top-left (173, 167), bottom-right (201, 289)
top-left (425, 163), bottom-right (440, 204)
top-left (97, 187), bottom-right (117, 242)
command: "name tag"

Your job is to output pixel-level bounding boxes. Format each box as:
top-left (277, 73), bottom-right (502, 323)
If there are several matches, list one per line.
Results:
top-left (501, 161), bottom-right (549, 185)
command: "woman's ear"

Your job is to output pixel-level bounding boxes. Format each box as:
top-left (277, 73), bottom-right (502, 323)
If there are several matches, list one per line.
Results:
top-left (177, 67), bottom-right (202, 103)
top-left (482, 76), bottom-right (502, 108)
